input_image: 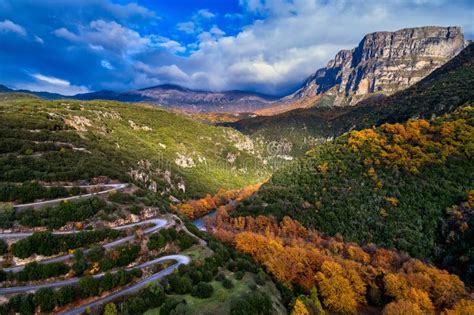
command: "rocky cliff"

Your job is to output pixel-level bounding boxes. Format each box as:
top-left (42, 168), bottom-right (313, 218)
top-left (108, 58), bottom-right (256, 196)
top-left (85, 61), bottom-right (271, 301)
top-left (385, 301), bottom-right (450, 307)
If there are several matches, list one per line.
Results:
top-left (287, 26), bottom-right (467, 106)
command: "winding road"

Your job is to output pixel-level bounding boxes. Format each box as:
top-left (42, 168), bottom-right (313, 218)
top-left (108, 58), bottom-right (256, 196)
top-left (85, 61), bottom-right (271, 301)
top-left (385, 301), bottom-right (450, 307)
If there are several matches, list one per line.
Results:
top-left (13, 183), bottom-right (128, 211)
top-left (0, 184), bottom-right (206, 314)
top-left (0, 254), bottom-right (190, 295)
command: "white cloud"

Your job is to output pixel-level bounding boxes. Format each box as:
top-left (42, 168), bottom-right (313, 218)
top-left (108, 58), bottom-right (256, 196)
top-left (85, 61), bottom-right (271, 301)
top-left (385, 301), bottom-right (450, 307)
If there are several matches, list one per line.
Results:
top-left (20, 73), bottom-right (90, 95)
top-left (0, 19), bottom-right (26, 36)
top-left (177, 21), bottom-right (196, 34)
top-left (101, 60), bottom-right (115, 70)
top-left (210, 25), bottom-right (225, 37)
top-left (104, 2), bottom-right (156, 19)
top-left (34, 35), bottom-right (44, 44)
top-left (137, 0), bottom-right (474, 94)
top-left (155, 36), bottom-right (186, 53)
top-left (53, 27), bottom-right (79, 41)
top-left (53, 20), bottom-right (156, 56)
top-left (33, 74), bottom-right (70, 86)
top-left (177, 8), bottom-right (217, 35)
top-left (197, 9), bottom-right (216, 19)
top-left (134, 62), bottom-right (189, 82)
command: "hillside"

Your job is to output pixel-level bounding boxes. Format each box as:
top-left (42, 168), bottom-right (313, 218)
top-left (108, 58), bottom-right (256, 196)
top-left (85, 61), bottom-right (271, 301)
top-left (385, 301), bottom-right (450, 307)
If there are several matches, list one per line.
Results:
top-left (209, 214), bottom-right (473, 314)
top-left (227, 43), bottom-right (474, 156)
top-left (0, 94), bottom-right (272, 198)
top-left (235, 105), bottom-right (474, 275)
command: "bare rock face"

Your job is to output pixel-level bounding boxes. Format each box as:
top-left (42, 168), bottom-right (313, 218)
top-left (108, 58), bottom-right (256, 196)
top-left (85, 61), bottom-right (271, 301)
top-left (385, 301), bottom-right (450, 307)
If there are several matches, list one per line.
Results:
top-left (289, 26), bottom-right (467, 106)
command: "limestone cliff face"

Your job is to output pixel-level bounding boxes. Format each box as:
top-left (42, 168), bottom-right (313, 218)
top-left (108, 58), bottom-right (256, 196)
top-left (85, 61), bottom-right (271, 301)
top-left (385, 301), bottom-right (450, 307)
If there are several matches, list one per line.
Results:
top-left (289, 26), bottom-right (467, 106)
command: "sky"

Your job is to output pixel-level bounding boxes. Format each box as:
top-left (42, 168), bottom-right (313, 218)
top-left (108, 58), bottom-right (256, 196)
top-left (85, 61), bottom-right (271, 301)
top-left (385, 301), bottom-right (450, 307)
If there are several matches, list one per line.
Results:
top-left (0, 0), bottom-right (473, 96)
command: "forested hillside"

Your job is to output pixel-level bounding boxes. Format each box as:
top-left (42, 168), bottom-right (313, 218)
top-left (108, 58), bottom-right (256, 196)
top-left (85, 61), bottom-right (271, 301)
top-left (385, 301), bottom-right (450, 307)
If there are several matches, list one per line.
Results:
top-left (0, 94), bottom-right (271, 198)
top-left (236, 105), bottom-right (474, 276)
top-left (227, 43), bottom-right (474, 156)
top-left (209, 214), bottom-right (474, 314)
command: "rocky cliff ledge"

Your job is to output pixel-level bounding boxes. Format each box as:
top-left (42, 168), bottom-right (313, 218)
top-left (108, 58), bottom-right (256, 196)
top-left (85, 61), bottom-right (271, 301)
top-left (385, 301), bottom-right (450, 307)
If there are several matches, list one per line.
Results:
top-left (289, 26), bottom-right (467, 106)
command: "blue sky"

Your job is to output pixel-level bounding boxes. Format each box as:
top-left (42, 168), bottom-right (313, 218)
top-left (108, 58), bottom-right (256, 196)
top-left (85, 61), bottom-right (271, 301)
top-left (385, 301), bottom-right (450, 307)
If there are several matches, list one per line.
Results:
top-left (0, 0), bottom-right (473, 96)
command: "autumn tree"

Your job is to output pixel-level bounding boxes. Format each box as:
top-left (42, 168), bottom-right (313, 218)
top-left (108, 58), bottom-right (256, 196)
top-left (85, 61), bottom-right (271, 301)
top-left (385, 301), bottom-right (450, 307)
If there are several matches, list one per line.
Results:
top-left (315, 261), bottom-right (360, 314)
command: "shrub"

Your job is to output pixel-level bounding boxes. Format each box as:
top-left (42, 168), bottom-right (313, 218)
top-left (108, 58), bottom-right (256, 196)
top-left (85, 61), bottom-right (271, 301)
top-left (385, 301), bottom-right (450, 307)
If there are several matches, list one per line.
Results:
top-left (0, 239), bottom-right (7, 255)
top-left (8, 294), bottom-right (35, 315)
top-left (72, 258), bottom-right (88, 276)
top-left (230, 291), bottom-right (272, 315)
top-left (255, 270), bottom-right (266, 285)
top-left (216, 273), bottom-right (226, 281)
top-left (248, 283), bottom-right (258, 291)
top-left (100, 244), bottom-right (140, 271)
top-left (202, 270), bottom-right (214, 282)
top-left (159, 298), bottom-right (183, 315)
top-left (191, 282), bottom-right (214, 299)
top-left (223, 278), bottom-right (234, 289)
top-left (12, 261), bottom-right (69, 282)
top-left (11, 229), bottom-right (121, 258)
top-left (86, 245), bottom-right (105, 262)
top-left (55, 285), bottom-right (78, 306)
top-left (148, 228), bottom-right (197, 251)
top-left (34, 288), bottom-right (55, 313)
top-left (108, 191), bottom-right (134, 204)
top-left (190, 270), bottom-right (203, 284)
top-left (79, 276), bottom-right (99, 298)
top-left (234, 271), bottom-right (245, 280)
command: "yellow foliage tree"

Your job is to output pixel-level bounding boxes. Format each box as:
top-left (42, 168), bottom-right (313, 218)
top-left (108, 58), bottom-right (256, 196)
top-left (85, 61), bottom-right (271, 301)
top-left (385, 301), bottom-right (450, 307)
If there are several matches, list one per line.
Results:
top-left (316, 261), bottom-right (359, 314)
top-left (291, 297), bottom-right (311, 315)
top-left (442, 299), bottom-right (474, 315)
top-left (382, 300), bottom-right (423, 315)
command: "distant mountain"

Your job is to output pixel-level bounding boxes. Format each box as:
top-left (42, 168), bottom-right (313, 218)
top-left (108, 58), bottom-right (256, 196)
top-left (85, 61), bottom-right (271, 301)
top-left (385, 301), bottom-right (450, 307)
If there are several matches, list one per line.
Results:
top-left (227, 43), bottom-right (474, 155)
top-left (121, 84), bottom-right (279, 113)
top-left (0, 84), bottom-right (12, 93)
top-left (0, 85), bottom-right (67, 100)
top-left (258, 26), bottom-right (468, 116)
top-left (72, 90), bottom-right (123, 101)
top-left (0, 84), bottom-right (278, 113)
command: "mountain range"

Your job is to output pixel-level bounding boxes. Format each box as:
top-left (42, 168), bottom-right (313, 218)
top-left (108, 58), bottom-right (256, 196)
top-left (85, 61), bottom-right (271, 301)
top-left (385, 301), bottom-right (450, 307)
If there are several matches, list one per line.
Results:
top-left (0, 83), bottom-right (278, 113)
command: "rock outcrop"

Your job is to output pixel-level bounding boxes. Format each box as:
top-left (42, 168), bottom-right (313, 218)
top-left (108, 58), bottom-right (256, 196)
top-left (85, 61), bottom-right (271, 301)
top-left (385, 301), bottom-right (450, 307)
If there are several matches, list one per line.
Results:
top-left (287, 26), bottom-right (467, 106)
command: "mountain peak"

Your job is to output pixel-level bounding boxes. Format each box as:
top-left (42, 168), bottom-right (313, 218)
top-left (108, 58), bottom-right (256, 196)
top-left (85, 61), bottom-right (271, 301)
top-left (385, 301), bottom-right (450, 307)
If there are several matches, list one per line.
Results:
top-left (288, 25), bottom-right (467, 107)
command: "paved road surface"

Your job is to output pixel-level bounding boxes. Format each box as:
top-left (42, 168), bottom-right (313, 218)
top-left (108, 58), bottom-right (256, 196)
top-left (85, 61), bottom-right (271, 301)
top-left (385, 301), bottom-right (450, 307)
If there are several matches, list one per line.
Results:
top-left (0, 254), bottom-right (190, 295)
top-left (13, 183), bottom-right (128, 211)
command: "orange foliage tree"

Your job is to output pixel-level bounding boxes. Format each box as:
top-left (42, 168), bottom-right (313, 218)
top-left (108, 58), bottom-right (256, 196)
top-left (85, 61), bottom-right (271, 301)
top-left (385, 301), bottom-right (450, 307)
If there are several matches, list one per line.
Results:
top-left (172, 183), bottom-right (262, 219)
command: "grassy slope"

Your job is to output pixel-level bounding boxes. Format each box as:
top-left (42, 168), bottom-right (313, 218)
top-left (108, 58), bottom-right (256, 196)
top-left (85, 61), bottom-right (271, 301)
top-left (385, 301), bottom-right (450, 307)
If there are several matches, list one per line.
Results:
top-left (236, 106), bottom-right (474, 260)
top-left (0, 95), bottom-right (269, 198)
top-left (145, 271), bottom-right (286, 315)
top-left (228, 43), bottom-right (474, 156)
